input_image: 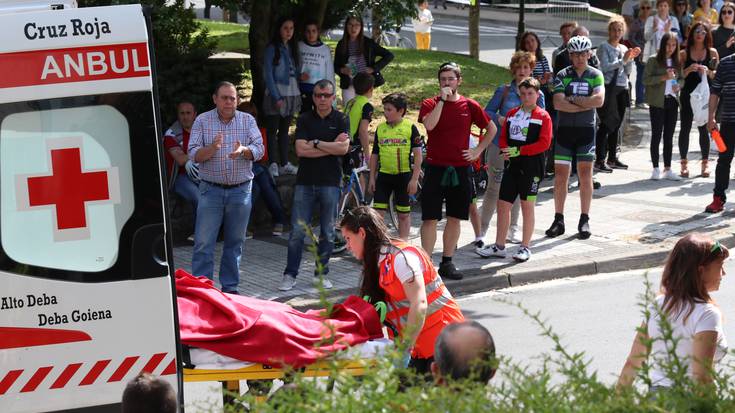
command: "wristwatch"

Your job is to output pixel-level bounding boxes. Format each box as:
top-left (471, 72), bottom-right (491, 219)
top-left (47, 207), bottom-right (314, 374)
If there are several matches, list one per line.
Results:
top-left (313, 139), bottom-right (320, 149)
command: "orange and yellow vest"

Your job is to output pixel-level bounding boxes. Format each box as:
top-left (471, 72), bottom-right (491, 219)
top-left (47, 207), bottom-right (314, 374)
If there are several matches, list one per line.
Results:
top-left (379, 241), bottom-right (465, 359)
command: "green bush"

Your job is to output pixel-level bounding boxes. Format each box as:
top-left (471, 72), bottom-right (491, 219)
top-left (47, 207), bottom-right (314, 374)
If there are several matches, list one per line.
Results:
top-left (207, 274), bottom-right (735, 412)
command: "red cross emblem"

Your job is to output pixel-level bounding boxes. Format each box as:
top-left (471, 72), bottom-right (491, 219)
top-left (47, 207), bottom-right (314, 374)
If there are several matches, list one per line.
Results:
top-left (26, 148), bottom-right (111, 230)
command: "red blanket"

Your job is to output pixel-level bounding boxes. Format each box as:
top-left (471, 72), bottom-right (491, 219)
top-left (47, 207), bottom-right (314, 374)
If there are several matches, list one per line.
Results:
top-left (175, 270), bottom-right (384, 367)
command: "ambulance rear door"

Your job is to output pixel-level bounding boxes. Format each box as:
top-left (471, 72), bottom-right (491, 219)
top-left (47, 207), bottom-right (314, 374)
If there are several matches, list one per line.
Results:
top-left (0, 4), bottom-right (181, 412)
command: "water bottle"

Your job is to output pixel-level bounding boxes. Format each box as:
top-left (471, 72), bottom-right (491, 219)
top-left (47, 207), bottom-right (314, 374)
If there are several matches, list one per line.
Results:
top-left (713, 129), bottom-right (727, 153)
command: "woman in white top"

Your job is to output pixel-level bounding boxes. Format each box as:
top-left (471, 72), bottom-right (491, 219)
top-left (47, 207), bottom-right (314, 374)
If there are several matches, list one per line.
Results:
top-left (618, 233), bottom-right (729, 389)
top-left (644, 0), bottom-right (681, 60)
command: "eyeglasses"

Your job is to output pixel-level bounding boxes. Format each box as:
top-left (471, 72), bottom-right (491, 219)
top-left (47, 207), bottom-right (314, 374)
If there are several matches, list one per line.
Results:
top-left (314, 93), bottom-right (334, 99)
top-left (640, 6), bottom-right (651, 9)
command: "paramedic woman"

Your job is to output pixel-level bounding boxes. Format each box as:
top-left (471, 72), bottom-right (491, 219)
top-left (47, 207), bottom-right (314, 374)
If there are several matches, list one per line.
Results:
top-left (340, 206), bottom-right (465, 374)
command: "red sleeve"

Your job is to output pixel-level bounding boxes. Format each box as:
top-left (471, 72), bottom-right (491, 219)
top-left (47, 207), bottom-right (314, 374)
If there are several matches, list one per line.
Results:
top-left (469, 98), bottom-right (490, 131)
top-left (418, 97), bottom-right (438, 123)
top-left (498, 107), bottom-right (515, 150)
top-left (163, 135), bottom-right (179, 151)
top-left (520, 108), bottom-right (553, 156)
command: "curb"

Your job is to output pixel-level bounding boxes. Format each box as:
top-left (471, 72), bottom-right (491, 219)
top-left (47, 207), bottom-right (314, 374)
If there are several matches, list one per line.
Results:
top-left (286, 230), bottom-right (735, 310)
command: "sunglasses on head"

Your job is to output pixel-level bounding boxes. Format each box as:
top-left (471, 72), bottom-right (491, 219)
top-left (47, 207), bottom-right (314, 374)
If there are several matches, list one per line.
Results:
top-left (440, 61), bottom-right (460, 71)
top-left (711, 241), bottom-right (723, 254)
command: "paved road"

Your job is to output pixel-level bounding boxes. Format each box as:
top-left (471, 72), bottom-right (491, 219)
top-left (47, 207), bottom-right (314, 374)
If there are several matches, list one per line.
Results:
top-left (459, 260), bottom-right (735, 385)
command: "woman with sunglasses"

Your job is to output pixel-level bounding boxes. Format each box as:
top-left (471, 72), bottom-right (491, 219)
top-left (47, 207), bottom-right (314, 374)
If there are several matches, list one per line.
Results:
top-left (340, 206), bottom-right (465, 373)
top-left (678, 22), bottom-right (719, 178)
top-left (673, 0), bottom-right (694, 44)
top-left (693, 0), bottom-right (719, 25)
top-left (618, 233), bottom-right (728, 390)
top-left (630, 0), bottom-right (653, 107)
top-left (713, 2), bottom-right (735, 59)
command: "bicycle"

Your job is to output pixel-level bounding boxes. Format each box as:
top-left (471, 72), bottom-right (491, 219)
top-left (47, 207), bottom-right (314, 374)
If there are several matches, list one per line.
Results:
top-left (378, 29), bottom-right (415, 49)
top-left (333, 163), bottom-right (370, 253)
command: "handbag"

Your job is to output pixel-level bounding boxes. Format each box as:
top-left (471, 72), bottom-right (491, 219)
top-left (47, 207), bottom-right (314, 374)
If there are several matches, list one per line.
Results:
top-left (690, 72), bottom-right (710, 127)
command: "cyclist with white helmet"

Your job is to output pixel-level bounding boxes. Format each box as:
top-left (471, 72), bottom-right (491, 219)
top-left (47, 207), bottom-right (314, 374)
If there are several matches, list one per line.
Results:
top-left (545, 35), bottom-right (605, 240)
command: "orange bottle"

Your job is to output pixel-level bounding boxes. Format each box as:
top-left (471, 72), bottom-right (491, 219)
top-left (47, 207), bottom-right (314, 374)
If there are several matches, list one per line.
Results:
top-left (713, 129), bottom-right (727, 153)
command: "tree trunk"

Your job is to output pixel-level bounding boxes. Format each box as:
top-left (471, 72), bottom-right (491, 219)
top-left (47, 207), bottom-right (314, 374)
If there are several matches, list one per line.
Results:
top-left (469, 0), bottom-right (479, 59)
top-left (516, 0), bottom-right (525, 50)
top-left (248, 0), bottom-right (275, 115)
top-left (372, 7), bottom-right (383, 44)
top-left (315, 0), bottom-right (329, 28)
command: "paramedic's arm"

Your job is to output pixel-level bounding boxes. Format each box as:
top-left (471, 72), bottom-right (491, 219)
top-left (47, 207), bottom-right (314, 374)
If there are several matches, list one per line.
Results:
top-left (692, 331), bottom-right (718, 385)
top-left (617, 323), bottom-right (649, 388)
top-left (402, 272), bottom-right (428, 350)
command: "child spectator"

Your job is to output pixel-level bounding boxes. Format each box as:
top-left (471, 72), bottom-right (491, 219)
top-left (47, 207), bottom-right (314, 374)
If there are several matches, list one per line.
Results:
top-left (413, 0), bottom-right (434, 50)
top-left (368, 93), bottom-right (423, 240)
top-left (298, 19), bottom-right (335, 114)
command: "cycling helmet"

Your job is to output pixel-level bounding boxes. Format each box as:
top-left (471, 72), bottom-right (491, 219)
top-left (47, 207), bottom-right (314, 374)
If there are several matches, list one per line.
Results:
top-left (567, 36), bottom-right (592, 52)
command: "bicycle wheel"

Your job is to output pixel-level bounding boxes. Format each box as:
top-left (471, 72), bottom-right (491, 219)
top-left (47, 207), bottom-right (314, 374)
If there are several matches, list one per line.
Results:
top-left (333, 188), bottom-right (361, 254)
top-left (398, 36), bottom-right (415, 49)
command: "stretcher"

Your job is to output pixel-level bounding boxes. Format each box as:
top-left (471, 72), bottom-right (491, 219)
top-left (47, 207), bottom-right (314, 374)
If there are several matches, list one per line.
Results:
top-left (182, 339), bottom-right (394, 403)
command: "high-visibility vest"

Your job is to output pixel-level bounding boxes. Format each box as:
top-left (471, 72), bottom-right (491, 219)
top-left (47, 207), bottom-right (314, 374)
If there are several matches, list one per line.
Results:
top-left (379, 241), bottom-right (465, 359)
top-left (345, 94), bottom-right (370, 143)
top-left (375, 119), bottom-right (414, 174)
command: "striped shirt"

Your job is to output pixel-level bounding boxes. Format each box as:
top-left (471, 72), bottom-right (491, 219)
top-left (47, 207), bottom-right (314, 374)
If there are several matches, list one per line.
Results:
top-left (188, 109), bottom-right (265, 185)
top-left (711, 54), bottom-right (735, 123)
top-left (532, 55), bottom-right (551, 80)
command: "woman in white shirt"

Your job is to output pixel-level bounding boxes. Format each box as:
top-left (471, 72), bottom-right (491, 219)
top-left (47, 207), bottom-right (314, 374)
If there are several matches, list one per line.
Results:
top-left (618, 233), bottom-right (729, 390)
top-left (644, 0), bottom-right (681, 60)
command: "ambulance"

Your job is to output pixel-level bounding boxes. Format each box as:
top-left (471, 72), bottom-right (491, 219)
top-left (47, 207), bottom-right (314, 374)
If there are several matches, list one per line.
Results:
top-left (0, 2), bottom-right (182, 412)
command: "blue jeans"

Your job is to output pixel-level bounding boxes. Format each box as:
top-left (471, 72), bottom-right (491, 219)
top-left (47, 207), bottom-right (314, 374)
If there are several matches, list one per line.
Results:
top-left (252, 164), bottom-right (286, 225)
top-left (284, 185), bottom-right (340, 278)
top-left (192, 180), bottom-right (253, 292)
top-left (173, 173), bottom-right (200, 227)
top-left (635, 60), bottom-right (646, 104)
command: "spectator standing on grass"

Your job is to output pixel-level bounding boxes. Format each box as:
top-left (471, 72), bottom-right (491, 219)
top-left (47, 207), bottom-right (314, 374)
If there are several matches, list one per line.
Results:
top-left (644, 0), bottom-right (681, 61)
top-left (712, 2), bottom-right (735, 59)
top-left (264, 17), bottom-right (301, 178)
top-left (644, 32), bottom-right (684, 181)
top-left (476, 78), bottom-right (552, 263)
top-left (678, 22), bottom-right (718, 178)
top-left (163, 101), bottom-right (200, 233)
top-left (475, 51), bottom-right (545, 254)
top-left (279, 79), bottom-right (349, 292)
top-left (618, 233), bottom-right (729, 390)
top-left (431, 321), bottom-right (497, 385)
top-left (418, 62), bottom-right (496, 281)
top-left (413, 0), bottom-right (434, 50)
top-left (704, 52), bottom-right (735, 213)
top-left (545, 36), bottom-right (605, 240)
top-left (595, 17), bottom-right (640, 173)
top-left (298, 19), bottom-right (335, 115)
top-left (188, 81), bottom-right (264, 295)
top-left (630, 0), bottom-right (653, 108)
top-left (334, 15), bottom-right (394, 104)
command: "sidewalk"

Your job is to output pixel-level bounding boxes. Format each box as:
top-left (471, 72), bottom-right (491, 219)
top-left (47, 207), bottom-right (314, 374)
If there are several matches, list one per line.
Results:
top-left (172, 108), bottom-right (735, 308)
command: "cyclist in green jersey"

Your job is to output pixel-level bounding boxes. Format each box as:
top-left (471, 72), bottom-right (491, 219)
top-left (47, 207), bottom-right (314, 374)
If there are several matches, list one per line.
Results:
top-left (546, 36), bottom-right (605, 240)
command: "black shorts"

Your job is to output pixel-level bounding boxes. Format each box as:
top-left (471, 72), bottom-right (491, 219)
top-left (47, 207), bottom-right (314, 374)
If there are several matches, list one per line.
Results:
top-left (554, 126), bottom-right (596, 164)
top-left (373, 172), bottom-right (412, 213)
top-left (421, 164), bottom-right (473, 221)
top-left (499, 154), bottom-right (545, 203)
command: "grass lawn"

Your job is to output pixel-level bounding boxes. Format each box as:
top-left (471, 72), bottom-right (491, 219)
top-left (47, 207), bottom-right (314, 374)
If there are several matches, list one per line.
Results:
top-left (196, 19), bottom-right (511, 127)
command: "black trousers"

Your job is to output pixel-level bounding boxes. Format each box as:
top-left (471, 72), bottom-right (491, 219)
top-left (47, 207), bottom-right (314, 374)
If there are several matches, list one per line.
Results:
top-left (649, 96), bottom-right (679, 168)
top-left (678, 91), bottom-right (711, 160)
top-left (596, 86), bottom-right (628, 162)
top-left (714, 123), bottom-right (735, 199)
top-left (265, 115), bottom-right (292, 167)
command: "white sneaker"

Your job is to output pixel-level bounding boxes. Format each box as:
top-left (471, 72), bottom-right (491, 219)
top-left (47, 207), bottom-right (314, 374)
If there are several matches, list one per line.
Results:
top-left (650, 168), bottom-right (661, 180)
top-left (313, 276), bottom-right (333, 289)
top-left (512, 246), bottom-right (532, 262)
top-left (475, 243), bottom-right (507, 258)
top-left (269, 162), bottom-right (280, 177)
top-left (507, 225), bottom-right (522, 244)
top-left (278, 275), bottom-right (297, 291)
top-left (280, 162), bottom-right (298, 175)
top-left (662, 169), bottom-right (682, 181)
